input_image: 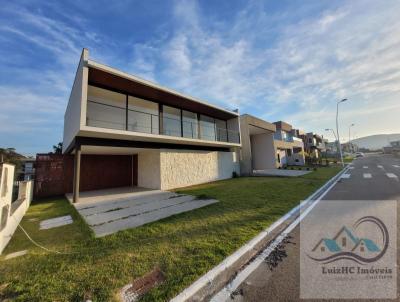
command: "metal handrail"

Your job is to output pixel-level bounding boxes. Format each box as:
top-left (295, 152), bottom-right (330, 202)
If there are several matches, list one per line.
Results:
top-left (87, 100), bottom-right (240, 143)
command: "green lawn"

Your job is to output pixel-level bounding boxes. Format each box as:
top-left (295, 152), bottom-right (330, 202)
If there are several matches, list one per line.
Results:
top-left (0, 166), bottom-right (341, 302)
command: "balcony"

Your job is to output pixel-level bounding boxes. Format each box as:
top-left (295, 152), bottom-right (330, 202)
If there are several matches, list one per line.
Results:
top-left (86, 94), bottom-right (240, 144)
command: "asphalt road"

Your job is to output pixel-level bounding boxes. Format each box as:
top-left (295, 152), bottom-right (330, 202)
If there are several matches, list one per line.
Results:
top-left (228, 154), bottom-right (400, 302)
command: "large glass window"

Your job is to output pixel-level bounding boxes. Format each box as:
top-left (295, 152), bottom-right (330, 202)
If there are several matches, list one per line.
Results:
top-left (87, 85), bottom-right (126, 130)
top-left (128, 96), bottom-right (159, 134)
top-left (215, 118), bottom-right (228, 142)
top-left (200, 115), bottom-right (216, 141)
top-left (163, 105), bottom-right (181, 137)
top-left (182, 110), bottom-right (198, 139)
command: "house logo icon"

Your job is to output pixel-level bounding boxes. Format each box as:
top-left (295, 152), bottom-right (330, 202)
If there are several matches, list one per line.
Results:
top-left (307, 216), bottom-right (389, 264)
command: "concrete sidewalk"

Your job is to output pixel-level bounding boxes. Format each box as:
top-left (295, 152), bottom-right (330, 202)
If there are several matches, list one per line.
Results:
top-left (253, 169), bottom-right (311, 177)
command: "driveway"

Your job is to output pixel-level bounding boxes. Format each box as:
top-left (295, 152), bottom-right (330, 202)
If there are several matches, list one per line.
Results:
top-left (221, 154), bottom-right (400, 301)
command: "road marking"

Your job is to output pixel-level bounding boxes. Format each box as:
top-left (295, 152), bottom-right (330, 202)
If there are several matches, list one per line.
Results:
top-left (348, 166), bottom-right (355, 170)
top-left (387, 173), bottom-right (398, 179)
top-left (363, 166), bottom-right (368, 169)
top-left (393, 165), bottom-right (400, 168)
top-left (363, 173), bottom-right (372, 179)
top-left (377, 165), bottom-right (384, 169)
top-left (341, 173), bottom-right (351, 179)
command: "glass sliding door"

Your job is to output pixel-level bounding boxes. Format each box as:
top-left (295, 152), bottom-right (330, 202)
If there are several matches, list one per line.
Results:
top-left (163, 105), bottom-right (182, 137)
top-left (128, 96), bottom-right (159, 134)
top-left (199, 115), bottom-right (216, 141)
top-left (182, 110), bottom-right (198, 139)
top-left (215, 118), bottom-right (228, 142)
top-left (87, 85), bottom-right (126, 130)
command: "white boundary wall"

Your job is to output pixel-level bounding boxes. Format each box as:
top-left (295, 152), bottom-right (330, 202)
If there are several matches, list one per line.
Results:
top-left (0, 163), bottom-right (34, 254)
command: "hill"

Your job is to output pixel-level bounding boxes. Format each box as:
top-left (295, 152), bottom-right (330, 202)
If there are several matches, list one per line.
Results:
top-left (352, 134), bottom-right (400, 150)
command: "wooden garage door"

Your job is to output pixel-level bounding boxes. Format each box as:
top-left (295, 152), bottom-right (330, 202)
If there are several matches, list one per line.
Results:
top-left (80, 155), bottom-right (137, 191)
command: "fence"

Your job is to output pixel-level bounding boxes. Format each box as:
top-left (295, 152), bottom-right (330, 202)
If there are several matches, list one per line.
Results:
top-left (0, 163), bottom-right (34, 254)
top-left (34, 154), bottom-right (74, 198)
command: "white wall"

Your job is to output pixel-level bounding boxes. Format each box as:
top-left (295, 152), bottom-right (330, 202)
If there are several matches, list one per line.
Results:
top-left (159, 149), bottom-right (239, 190)
top-left (250, 133), bottom-right (276, 170)
top-left (0, 164), bottom-right (33, 254)
top-left (137, 150), bottom-right (161, 189)
top-left (63, 49), bottom-right (88, 153)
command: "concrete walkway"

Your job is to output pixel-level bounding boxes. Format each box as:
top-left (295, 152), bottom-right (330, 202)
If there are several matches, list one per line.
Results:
top-left (253, 169), bottom-right (311, 177)
top-left (67, 188), bottom-right (218, 237)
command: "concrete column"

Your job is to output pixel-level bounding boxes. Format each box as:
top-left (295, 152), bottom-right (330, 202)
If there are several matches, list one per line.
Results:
top-left (72, 145), bottom-right (81, 203)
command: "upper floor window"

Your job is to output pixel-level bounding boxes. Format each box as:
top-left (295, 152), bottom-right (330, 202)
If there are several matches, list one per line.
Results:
top-left (182, 110), bottom-right (198, 139)
top-left (200, 115), bottom-right (216, 141)
top-left (128, 96), bottom-right (159, 134)
top-left (215, 118), bottom-right (228, 142)
top-left (87, 85), bottom-right (126, 130)
top-left (163, 105), bottom-right (181, 137)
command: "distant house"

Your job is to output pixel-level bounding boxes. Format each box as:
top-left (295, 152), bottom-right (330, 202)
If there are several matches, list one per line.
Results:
top-left (300, 132), bottom-right (326, 158)
top-left (19, 158), bottom-right (35, 181)
top-left (273, 121), bottom-right (305, 167)
top-left (383, 140), bottom-right (400, 154)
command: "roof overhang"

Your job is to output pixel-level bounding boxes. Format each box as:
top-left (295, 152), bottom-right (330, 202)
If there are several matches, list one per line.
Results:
top-left (241, 114), bottom-right (276, 134)
top-left (87, 60), bottom-right (239, 120)
top-left (273, 121), bottom-right (292, 132)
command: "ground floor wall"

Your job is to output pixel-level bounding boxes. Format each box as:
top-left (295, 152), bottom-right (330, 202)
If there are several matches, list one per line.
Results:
top-left (137, 149), bottom-right (239, 190)
top-left (159, 149), bottom-right (240, 190)
top-left (250, 133), bottom-right (276, 171)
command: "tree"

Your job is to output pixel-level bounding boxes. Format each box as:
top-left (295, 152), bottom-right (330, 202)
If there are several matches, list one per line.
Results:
top-left (52, 142), bottom-right (63, 154)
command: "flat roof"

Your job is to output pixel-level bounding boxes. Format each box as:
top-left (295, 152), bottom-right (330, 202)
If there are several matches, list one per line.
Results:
top-left (87, 59), bottom-right (239, 120)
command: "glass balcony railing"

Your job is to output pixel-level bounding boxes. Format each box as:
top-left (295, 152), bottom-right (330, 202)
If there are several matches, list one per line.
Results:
top-left (86, 100), bottom-right (240, 144)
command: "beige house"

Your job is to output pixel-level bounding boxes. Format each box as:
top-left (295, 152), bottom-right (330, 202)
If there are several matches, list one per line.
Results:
top-left (239, 114), bottom-right (276, 175)
top-left (300, 132), bottom-right (326, 158)
top-left (63, 49), bottom-right (241, 202)
top-left (273, 121), bottom-right (305, 167)
top-left (239, 116), bottom-right (305, 174)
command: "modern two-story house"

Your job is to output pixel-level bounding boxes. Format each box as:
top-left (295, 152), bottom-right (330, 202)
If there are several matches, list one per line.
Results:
top-left (273, 121), bottom-right (305, 167)
top-left (239, 116), bottom-right (305, 173)
top-left (63, 49), bottom-right (241, 202)
top-left (301, 132), bottom-right (326, 158)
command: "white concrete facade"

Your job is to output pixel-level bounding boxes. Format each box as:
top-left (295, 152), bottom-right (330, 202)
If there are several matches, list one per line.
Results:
top-left (63, 49), bottom-right (242, 201)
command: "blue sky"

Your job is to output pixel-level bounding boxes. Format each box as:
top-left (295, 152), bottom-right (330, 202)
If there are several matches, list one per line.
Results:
top-left (1, 0), bottom-right (400, 155)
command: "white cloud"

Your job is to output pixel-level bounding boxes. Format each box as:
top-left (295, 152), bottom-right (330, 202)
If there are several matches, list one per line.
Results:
top-left (129, 0), bottom-right (400, 140)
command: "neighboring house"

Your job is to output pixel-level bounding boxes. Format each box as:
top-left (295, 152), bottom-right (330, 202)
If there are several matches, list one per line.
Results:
top-left (239, 114), bottom-right (276, 175)
top-left (273, 121), bottom-right (305, 167)
top-left (301, 132), bottom-right (326, 158)
top-left (19, 158), bottom-right (35, 180)
top-left (63, 49), bottom-right (241, 202)
top-left (383, 140), bottom-right (400, 154)
top-left (325, 141), bottom-right (339, 155)
top-left (341, 142), bottom-right (359, 154)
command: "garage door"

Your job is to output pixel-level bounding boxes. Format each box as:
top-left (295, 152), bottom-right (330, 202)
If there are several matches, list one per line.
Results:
top-left (79, 155), bottom-right (137, 191)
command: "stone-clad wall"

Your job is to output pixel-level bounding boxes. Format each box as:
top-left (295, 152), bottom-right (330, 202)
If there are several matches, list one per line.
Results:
top-left (159, 149), bottom-right (239, 190)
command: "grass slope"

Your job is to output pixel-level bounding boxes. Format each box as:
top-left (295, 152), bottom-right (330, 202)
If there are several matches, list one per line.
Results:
top-left (0, 167), bottom-right (341, 301)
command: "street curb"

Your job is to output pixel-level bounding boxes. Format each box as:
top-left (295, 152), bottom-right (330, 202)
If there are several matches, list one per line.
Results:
top-left (170, 166), bottom-right (349, 302)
